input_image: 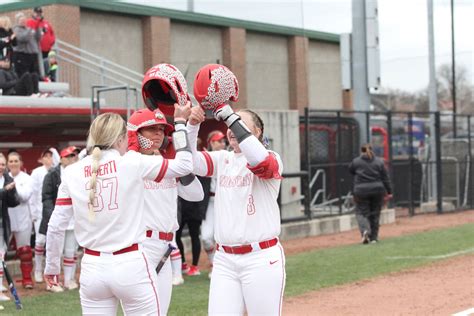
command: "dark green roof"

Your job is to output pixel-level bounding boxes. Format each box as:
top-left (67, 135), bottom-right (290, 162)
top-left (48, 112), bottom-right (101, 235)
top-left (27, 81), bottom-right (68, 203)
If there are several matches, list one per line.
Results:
top-left (0, 0), bottom-right (339, 43)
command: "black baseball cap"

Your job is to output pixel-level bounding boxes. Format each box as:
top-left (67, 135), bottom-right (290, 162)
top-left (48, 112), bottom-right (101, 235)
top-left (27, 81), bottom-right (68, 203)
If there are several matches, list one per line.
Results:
top-left (33, 7), bottom-right (43, 13)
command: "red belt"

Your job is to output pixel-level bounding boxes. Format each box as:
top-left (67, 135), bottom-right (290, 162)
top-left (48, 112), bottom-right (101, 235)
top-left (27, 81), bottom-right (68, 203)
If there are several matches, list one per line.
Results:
top-left (84, 243), bottom-right (139, 256)
top-left (146, 230), bottom-right (174, 241)
top-left (217, 238), bottom-right (278, 255)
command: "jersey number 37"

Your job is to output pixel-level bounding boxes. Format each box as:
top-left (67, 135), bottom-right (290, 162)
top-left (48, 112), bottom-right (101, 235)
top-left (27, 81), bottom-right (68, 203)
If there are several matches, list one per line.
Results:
top-left (85, 177), bottom-right (119, 212)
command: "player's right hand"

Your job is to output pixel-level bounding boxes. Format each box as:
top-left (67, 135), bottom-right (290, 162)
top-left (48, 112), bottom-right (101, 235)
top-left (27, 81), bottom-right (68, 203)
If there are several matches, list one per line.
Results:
top-left (44, 274), bottom-right (60, 287)
top-left (189, 106), bottom-right (205, 126)
top-left (5, 182), bottom-right (15, 191)
top-left (174, 101), bottom-right (191, 123)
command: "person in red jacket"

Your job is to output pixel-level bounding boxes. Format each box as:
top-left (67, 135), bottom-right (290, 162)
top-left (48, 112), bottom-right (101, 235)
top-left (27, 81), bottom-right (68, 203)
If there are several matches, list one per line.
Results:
top-left (26, 7), bottom-right (55, 59)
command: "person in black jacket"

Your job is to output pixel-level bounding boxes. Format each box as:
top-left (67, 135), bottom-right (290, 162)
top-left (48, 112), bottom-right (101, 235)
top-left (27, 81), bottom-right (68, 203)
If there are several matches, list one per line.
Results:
top-left (0, 153), bottom-right (20, 301)
top-left (349, 144), bottom-right (392, 244)
top-left (175, 176), bottom-right (211, 276)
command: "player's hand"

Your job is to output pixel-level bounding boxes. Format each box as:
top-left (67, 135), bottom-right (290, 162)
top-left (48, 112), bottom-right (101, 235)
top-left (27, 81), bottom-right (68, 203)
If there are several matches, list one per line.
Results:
top-left (44, 274), bottom-right (60, 287)
top-left (189, 106), bottom-right (205, 126)
top-left (213, 104), bottom-right (234, 122)
top-left (5, 182), bottom-right (15, 191)
top-left (174, 101), bottom-right (191, 123)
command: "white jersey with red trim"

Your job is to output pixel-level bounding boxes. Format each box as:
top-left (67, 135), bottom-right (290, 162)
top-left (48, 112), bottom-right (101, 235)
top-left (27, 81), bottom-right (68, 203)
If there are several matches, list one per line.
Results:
top-left (8, 171), bottom-right (33, 232)
top-left (30, 165), bottom-right (48, 221)
top-left (143, 175), bottom-right (204, 233)
top-left (46, 149), bottom-right (191, 258)
top-left (199, 149), bottom-right (283, 245)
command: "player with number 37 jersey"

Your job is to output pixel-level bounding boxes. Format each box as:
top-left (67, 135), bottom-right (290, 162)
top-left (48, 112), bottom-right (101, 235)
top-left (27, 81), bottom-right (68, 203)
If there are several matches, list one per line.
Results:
top-left (44, 109), bottom-right (193, 315)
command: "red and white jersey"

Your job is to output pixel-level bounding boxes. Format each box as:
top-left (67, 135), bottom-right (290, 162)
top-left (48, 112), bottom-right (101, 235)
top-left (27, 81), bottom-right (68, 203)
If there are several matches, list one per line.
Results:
top-left (8, 171), bottom-right (33, 232)
top-left (194, 149), bottom-right (283, 245)
top-left (143, 175), bottom-right (203, 233)
top-left (46, 148), bottom-right (192, 255)
top-left (30, 165), bottom-right (48, 221)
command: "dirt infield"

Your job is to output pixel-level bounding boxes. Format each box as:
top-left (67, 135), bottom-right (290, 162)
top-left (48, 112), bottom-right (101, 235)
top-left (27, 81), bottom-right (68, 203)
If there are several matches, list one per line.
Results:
top-left (282, 209), bottom-right (474, 315)
top-left (283, 254), bottom-right (473, 315)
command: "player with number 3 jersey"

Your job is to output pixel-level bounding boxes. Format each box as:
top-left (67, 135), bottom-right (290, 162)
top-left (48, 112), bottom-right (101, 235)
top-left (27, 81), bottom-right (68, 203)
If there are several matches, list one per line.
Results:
top-left (44, 105), bottom-right (193, 315)
top-left (190, 64), bottom-right (286, 315)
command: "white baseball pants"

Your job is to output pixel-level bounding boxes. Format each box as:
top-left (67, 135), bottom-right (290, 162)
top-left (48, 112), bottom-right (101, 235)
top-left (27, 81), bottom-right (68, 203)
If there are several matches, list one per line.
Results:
top-left (79, 246), bottom-right (159, 315)
top-left (208, 242), bottom-right (286, 315)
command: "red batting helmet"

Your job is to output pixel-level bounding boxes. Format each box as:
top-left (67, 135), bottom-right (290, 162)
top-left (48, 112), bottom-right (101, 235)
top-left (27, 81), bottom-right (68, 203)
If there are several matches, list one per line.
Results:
top-left (127, 109), bottom-right (173, 151)
top-left (193, 64), bottom-right (239, 111)
top-left (142, 63), bottom-right (190, 116)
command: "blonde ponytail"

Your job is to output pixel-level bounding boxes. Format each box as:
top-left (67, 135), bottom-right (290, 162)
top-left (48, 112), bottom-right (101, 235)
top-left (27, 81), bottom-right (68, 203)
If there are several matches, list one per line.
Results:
top-left (88, 147), bottom-right (102, 221)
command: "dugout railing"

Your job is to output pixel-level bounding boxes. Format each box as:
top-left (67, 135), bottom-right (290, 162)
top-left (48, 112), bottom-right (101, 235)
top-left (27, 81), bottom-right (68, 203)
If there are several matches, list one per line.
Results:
top-left (295, 108), bottom-right (473, 218)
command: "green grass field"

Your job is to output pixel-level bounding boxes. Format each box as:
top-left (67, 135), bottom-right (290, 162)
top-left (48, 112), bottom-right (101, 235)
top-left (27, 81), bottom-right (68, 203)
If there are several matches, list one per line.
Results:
top-left (2, 224), bottom-right (473, 315)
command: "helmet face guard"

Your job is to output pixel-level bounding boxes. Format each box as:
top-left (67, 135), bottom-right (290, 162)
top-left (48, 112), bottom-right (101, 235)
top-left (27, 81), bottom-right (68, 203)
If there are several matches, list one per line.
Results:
top-left (142, 63), bottom-right (190, 116)
top-left (127, 109), bottom-right (174, 151)
top-left (193, 64), bottom-right (239, 111)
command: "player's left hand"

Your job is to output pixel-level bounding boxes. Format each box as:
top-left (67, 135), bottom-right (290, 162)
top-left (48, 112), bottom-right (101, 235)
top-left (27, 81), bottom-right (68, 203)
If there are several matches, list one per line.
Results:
top-left (214, 104), bottom-right (234, 122)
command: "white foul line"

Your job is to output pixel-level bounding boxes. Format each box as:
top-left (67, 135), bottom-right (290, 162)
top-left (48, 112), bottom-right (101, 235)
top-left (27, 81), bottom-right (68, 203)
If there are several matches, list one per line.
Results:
top-left (452, 307), bottom-right (474, 316)
top-left (386, 248), bottom-right (474, 260)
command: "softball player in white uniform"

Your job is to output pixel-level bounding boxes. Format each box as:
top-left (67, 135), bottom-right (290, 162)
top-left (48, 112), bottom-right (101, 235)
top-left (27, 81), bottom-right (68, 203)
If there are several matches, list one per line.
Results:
top-left (189, 109), bottom-right (286, 315)
top-left (128, 108), bottom-right (203, 315)
top-left (191, 64), bottom-right (286, 315)
top-left (30, 148), bottom-right (57, 284)
top-left (45, 109), bottom-right (193, 315)
top-left (7, 152), bottom-right (35, 289)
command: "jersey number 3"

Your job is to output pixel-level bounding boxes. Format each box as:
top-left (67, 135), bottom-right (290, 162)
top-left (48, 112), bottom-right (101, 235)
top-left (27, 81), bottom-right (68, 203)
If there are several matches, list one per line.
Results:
top-left (247, 194), bottom-right (256, 215)
top-left (85, 177), bottom-right (119, 212)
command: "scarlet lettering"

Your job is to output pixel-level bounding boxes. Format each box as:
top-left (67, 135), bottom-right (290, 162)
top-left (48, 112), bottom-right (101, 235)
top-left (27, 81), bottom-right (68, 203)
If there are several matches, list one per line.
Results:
top-left (219, 173), bottom-right (253, 188)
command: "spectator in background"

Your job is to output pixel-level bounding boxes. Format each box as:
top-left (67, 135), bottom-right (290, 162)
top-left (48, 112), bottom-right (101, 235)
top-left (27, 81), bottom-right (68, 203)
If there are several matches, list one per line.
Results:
top-left (0, 153), bottom-right (19, 301)
top-left (201, 131), bottom-right (226, 279)
top-left (0, 16), bottom-right (16, 70)
top-left (46, 50), bottom-right (57, 82)
top-left (0, 66), bottom-right (39, 96)
top-left (26, 7), bottom-right (55, 59)
top-left (39, 146), bottom-right (80, 292)
top-left (12, 12), bottom-right (40, 78)
top-left (7, 152), bottom-right (34, 288)
top-left (29, 148), bottom-right (59, 284)
top-left (349, 144), bottom-right (392, 244)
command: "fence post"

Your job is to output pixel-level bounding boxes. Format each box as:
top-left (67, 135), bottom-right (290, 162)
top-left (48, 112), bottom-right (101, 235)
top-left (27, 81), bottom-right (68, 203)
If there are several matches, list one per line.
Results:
top-left (435, 111), bottom-right (443, 213)
top-left (468, 115), bottom-right (473, 208)
top-left (387, 111), bottom-right (394, 208)
top-left (337, 111), bottom-right (343, 215)
top-left (407, 112), bottom-right (415, 216)
top-left (304, 107), bottom-right (311, 219)
top-left (366, 111), bottom-right (371, 143)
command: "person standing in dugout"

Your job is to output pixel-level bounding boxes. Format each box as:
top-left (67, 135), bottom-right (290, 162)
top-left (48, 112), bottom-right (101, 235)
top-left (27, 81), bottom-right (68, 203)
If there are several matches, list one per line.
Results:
top-left (349, 144), bottom-right (393, 244)
top-left (127, 62), bottom-right (204, 315)
top-left (188, 64), bottom-right (286, 315)
top-left (6, 152), bottom-right (34, 289)
top-left (0, 153), bottom-right (19, 302)
top-left (44, 105), bottom-right (193, 314)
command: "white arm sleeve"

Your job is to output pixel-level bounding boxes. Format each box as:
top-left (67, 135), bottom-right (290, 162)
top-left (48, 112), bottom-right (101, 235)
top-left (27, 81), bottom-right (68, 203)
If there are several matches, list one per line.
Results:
top-left (237, 135), bottom-right (269, 166)
top-left (186, 123), bottom-right (220, 177)
top-left (177, 176), bottom-right (204, 201)
top-left (44, 182), bottom-right (73, 275)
